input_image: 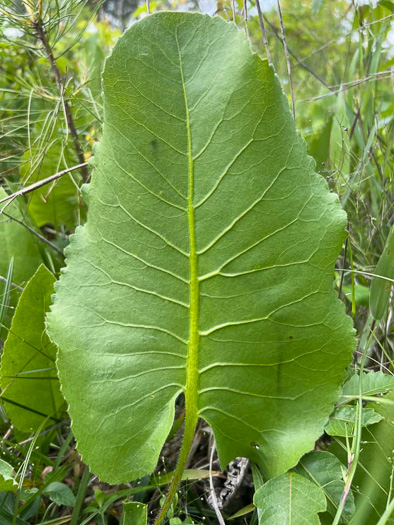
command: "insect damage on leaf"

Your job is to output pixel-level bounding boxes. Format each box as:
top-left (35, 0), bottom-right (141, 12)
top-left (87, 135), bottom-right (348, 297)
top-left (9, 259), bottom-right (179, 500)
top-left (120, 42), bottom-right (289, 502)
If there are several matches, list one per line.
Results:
top-left (46, 12), bottom-right (355, 484)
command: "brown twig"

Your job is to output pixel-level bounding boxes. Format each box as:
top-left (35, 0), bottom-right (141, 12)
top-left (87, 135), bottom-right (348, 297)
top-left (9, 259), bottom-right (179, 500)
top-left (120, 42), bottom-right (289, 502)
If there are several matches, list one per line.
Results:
top-left (33, 20), bottom-right (89, 182)
top-left (1, 211), bottom-right (64, 256)
top-left (0, 162), bottom-right (88, 208)
top-left (231, 0), bottom-right (236, 21)
top-left (276, 0), bottom-right (295, 119)
top-left (243, 0), bottom-right (250, 39)
top-left (338, 223), bottom-right (349, 296)
top-left (262, 13), bottom-right (331, 90)
top-left (0, 276), bottom-right (23, 291)
top-left (349, 106), bottom-right (361, 140)
top-left (256, 0), bottom-right (272, 63)
top-left (208, 439), bottom-right (226, 525)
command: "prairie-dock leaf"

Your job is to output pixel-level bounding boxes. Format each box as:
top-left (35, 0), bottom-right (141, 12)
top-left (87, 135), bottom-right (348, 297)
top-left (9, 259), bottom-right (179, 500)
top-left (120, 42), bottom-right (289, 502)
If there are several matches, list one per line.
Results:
top-left (47, 12), bottom-right (355, 483)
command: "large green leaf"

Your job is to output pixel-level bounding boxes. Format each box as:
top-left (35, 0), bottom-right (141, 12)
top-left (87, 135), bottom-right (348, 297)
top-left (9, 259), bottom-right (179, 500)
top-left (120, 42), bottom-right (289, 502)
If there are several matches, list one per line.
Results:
top-left (0, 264), bottom-right (65, 431)
top-left (254, 471), bottom-right (327, 524)
top-left (47, 13), bottom-right (354, 483)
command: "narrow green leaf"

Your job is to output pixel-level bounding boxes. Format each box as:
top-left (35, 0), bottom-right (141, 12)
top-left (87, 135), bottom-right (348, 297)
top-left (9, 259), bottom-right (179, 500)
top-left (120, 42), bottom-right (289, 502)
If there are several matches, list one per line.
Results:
top-left (307, 116), bottom-right (332, 173)
top-left (0, 492), bottom-right (29, 525)
top-left (342, 284), bottom-right (369, 308)
top-left (152, 469), bottom-right (222, 485)
top-left (70, 466), bottom-right (90, 525)
top-left (0, 264), bottom-right (65, 431)
top-left (121, 501), bottom-right (147, 525)
top-left (370, 226), bottom-right (394, 321)
top-left (329, 91), bottom-right (350, 194)
top-left (228, 502), bottom-right (255, 519)
top-left (0, 258), bottom-right (14, 341)
top-left (47, 12), bottom-right (354, 484)
top-left (312, 0), bottom-right (325, 14)
top-left (254, 471), bottom-right (327, 524)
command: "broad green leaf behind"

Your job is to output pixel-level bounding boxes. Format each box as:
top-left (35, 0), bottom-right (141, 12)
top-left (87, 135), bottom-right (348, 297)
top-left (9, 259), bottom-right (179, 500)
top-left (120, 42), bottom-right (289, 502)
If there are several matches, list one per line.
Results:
top-left (0, 264), bottom-right (65, 431)
top-left (0, 188), bottom-right (43, 285)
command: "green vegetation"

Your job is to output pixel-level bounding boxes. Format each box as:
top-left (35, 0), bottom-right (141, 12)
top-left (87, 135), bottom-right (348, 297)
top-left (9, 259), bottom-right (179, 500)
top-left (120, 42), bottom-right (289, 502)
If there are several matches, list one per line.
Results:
top-left (0, 0), bottom-right (393, 524)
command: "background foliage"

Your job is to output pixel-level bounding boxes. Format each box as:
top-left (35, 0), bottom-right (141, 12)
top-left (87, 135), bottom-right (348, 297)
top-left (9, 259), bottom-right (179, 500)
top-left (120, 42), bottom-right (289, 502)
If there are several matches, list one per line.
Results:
top-left (0, 0), bottom-right (393, 523)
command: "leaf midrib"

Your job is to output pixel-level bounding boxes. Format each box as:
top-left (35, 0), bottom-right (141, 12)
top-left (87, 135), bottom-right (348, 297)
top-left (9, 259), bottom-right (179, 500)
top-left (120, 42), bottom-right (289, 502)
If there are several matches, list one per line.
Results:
top-left (154, 30), bottom-right (201, 525)
top-left (176, 30), bottom-right (199, 422)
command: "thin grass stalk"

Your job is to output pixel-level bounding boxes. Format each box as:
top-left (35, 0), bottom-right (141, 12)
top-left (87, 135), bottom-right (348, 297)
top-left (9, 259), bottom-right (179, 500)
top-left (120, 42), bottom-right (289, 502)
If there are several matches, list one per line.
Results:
top-left (1, 211), bottom-right (63, 256)
top-left (13, 418), bottom-right (47, 524)
top-left (32, 17), bottom-right (89, 182)
top-left (243, 0), bottom-right (250, 39)
top-left (255, 0), bottom-right (271, 63)
top-left (0, 258), bottom-right (14, 343)
top-left (275, 0), bottom-right (295, 119)
top-left (70, 465), bottom-right (91, 525)
top-left (0, 162), bottom-right (88, 210)
top-left (332, 319), bottom-right (376, 525)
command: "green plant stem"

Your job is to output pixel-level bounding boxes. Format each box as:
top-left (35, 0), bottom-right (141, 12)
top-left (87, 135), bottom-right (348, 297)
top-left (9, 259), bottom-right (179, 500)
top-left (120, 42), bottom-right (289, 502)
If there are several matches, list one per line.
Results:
top-left (332, 319), bottom-right (376, 525)
top-left (0, 258), bottom-right (13, 341)
top-left (14, 419), bottom-right (47, 523)
top-left (377, 496), bottom-right (394, 525)
top-left (1, 211), bottom-right (63, 256)
top-left (276, 0), bottom-right (295, 119)
top-left (348, 234), bottom-right (356, 318)
top-left (70, 466), bottom-right (91, 525)
top-left (154, 414), bottom-right (198, 525)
